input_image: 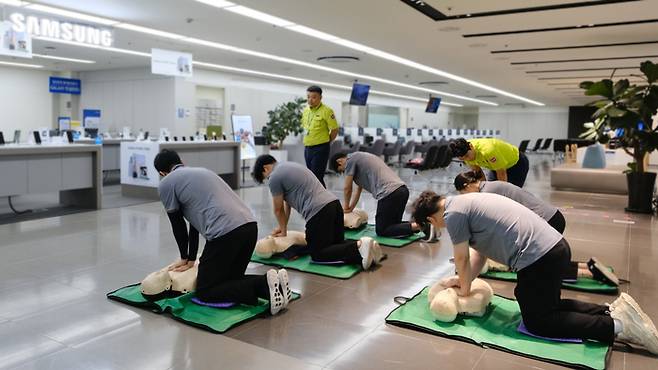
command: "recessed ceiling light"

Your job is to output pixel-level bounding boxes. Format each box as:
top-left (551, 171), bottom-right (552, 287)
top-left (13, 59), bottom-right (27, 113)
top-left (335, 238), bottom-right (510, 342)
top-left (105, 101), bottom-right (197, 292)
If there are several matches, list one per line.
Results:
top-left (418, 81), bottom-right (448, 85)
top-left (32, 53), bottom-right (95, 64)
top-left (475, 95), bottom-right (497, 98)
top-left (115, 23), bottom-right (185, 40)
top-left (316, 56), bottom-right (360, 63)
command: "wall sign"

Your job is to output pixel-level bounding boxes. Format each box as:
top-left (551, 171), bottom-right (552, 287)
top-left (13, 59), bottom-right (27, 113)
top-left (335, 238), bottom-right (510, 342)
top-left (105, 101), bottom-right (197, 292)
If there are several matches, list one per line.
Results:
top-left (10, 13), bottom-right (113, 47)
top-left (0, 20), bottom-right (32, 58)
top-left (151, 48), bottom-right (193, 77)
top-left (49, 76), bottom-right (81, 94)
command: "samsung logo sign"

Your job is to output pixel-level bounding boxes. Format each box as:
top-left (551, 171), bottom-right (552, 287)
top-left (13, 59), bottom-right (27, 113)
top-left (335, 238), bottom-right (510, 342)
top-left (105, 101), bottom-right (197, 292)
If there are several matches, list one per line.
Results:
top-left (10, 13), bottom-right (113, 47)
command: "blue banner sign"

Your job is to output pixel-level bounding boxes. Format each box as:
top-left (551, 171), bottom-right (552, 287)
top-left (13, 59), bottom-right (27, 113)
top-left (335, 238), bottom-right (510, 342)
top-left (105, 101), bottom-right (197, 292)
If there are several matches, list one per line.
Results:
top-left (49, 76), bottom-right (81, 95)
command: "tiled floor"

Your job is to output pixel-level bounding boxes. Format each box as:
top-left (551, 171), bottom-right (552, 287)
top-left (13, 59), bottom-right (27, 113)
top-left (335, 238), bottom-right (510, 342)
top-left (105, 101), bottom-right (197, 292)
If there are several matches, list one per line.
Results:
top-left (0, 155), bottom-right (657, 369)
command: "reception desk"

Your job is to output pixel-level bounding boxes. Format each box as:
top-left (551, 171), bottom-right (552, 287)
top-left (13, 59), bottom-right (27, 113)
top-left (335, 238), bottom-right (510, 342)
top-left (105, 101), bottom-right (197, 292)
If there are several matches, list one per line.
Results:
top-left (0, 144), bottom-right (102, 209)
top-left (120, 141), bottom-right (240, 199)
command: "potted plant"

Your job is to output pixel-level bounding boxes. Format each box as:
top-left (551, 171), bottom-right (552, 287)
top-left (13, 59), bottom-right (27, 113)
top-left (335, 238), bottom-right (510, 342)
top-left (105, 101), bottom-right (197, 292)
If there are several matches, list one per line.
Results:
top-left (264, 97), bottom-right (306, 156)
top-left (579, 60), bottom-right (658, 213)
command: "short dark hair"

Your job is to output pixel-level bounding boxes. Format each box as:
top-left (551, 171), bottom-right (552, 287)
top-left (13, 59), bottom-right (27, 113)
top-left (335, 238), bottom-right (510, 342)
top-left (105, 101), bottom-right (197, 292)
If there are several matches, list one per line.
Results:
top-left (411, 190), bottom-right (444, 225)
top-left (154, 149), bottom-right (182, 173)
top-left (454, 171), bottom-right (481, 191)
top-left (450, 138), bottom-right (470, 158)
top-left (329, 152), bottom-right (348, 172)
top-left (307, 85), bottom-right (322, 95)
top-left (252, 154), bottom-right (277, 184)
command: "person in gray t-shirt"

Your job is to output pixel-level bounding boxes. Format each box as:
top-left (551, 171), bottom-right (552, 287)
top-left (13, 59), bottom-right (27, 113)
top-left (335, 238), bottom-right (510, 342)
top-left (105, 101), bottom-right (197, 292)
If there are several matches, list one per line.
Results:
top-left (452, 170), bottom-right (619, 284)
top-left (407, 190), bottom-right (658, 349)
top-left (154, 149), bottom-right (292, 315)
top-left (330, 151), bottom-right (421, 237)
top-left (252, 155), bottom-right (384, 270)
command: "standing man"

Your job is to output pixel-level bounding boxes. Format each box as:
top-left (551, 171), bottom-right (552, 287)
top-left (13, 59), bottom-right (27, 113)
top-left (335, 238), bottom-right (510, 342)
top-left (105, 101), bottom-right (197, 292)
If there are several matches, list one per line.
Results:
top-left (450, 137), bottom-right (529, 187)
top-left (302, 85), bottom-right (339, 187)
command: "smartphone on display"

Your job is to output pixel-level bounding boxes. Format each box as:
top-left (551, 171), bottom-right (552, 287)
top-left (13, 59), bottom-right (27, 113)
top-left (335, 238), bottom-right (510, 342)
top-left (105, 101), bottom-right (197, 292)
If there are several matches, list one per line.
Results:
top-left (182, 136), bottom-right (186, 141)
top-left (164, 136), bottom-right (170, 142)
top-left (0, 132), bottom-right (5, 145)
top-left (144, 131), bottom-right (150, 140)
top-left (203, 134), bottom-right (208, 141)
top-left (66, 131), bottom-right (74, 143)
top-left (189, 136), bottom-right (194, 141)
top-left (33, 131), bottom-right (42, 144)
top-left (173, 136), bottom-right (178, 141)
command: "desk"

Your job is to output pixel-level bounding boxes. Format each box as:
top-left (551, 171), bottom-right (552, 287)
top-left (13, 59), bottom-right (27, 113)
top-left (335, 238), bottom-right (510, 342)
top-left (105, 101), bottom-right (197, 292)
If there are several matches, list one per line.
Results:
top-left (0, 144), bottom-right (102, 209)
top-left (120, 141), bottom-right (240, 199)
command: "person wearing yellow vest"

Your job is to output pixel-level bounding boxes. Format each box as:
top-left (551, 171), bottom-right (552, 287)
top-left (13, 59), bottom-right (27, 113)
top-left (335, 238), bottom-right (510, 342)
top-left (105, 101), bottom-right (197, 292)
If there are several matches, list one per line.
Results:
top-left (301, 85), bottom-right (339, 187)
top-left (450, 137), bottom-right (529, 187)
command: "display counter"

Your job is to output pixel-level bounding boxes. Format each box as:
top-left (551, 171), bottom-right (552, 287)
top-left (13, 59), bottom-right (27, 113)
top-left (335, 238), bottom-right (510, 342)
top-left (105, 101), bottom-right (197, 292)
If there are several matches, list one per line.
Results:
top-left (120, 141), bottom-right (240, 199)
top-left (0, 144), bottom-right (102, 209)
top-left (76, 138), bottom-right (134, 172)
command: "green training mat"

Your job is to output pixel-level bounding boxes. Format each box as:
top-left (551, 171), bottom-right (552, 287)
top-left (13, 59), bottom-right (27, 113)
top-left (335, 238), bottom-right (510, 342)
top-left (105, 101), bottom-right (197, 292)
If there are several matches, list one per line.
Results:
top-left (480, 270), bottom-right (618, 294)
top-left (385, 287), bottom-right (609, 370)
top-left (107, 283), bottom-right (300, 333)
top-left (250, 254), bottom-right (361, 279)
top-left (344, 224), bottom-right (424, 247)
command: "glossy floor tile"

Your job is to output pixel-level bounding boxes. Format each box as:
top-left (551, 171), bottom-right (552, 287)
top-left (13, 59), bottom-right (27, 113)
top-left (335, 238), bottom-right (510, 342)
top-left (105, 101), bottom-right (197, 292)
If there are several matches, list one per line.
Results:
top-left (0, 155), bottom-right (657, 369)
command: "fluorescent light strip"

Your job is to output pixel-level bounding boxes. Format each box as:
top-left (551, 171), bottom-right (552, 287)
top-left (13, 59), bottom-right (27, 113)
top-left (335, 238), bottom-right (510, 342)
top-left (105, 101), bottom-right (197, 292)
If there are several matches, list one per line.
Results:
top-left (0, 0), bottom-right (28, 6)
top-left (193, 0), bottom-right (543, 106)
top-left (193, 61), bottom-right (463, 107)
top-left (0, 60), bottom-right (43, 68)
top-left (32, 53), bottom-right (95, 64)
top-left (33, 36), bottom-right (151, 57)
top-left (14, 0), bottom-right (493, 105)
top-left (194, 0), bottom-right (235, 8)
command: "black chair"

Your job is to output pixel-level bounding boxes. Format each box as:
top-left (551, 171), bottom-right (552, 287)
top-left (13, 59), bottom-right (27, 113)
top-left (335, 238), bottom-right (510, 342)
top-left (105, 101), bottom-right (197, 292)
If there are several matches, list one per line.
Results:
top-left (518, 140), bottom-right (530, 153)
top-left (540, 138), bottom-right (553, 151)
top-left (383, 141), bottom-right (402, 164)
top-left (406, 144), bottom-right (438, 171)
top-left (530, 138), bottom-right (543, 152)
top-left (397, 140), bottom-right (416, 166)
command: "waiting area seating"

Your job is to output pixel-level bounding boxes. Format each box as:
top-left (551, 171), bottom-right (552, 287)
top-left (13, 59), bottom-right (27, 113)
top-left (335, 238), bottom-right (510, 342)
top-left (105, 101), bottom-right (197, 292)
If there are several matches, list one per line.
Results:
top-left (551, 163), bottom-right (627, 194)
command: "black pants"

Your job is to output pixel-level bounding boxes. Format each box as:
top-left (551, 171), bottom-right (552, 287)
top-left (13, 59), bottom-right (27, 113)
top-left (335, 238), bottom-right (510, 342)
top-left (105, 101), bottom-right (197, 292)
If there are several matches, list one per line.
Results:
top-left (376, 185), bottom-right (413, 237)
top-left (195, 222), bottom-right (269, 306)
top-left (304, 142), bottom-right (331, 188)
top-left (306, 200), bottom-right (361, 265)
top-left (515, 238), bottom-right (615, 343)
top-left (547, 210), bottom-right (566, 234)
top-left (490, 152), bottom-right (529, 188)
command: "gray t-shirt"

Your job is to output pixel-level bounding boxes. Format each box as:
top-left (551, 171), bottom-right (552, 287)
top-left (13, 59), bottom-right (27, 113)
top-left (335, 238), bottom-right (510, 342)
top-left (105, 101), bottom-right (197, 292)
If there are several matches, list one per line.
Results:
top-left (158, 166), bottom-right (256, 241)
top-left (444, 192), bottom-right (562, 271)
top-left (268, 161), bottom-right (337, 221)
top-left (344, 152), bottom-right (405, 200)
top-left (480, 181), bottom-right (558, 221)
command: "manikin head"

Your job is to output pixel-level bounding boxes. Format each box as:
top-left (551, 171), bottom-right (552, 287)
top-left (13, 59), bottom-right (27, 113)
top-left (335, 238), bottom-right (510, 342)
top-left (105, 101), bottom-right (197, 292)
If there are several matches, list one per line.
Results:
top-left (252, 154), bottom-right (277, 184)
top-left (450, 138), bottom-right (476, 161)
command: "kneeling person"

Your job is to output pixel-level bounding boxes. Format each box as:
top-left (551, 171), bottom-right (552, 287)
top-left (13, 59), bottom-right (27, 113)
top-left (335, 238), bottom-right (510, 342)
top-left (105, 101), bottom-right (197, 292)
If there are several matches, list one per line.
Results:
top-left (253, 155), bottom-right (383, 270)
top-left (330, 151), bottom-right (421, 237)
top-left (411, 191), bottom-right (658, 353)
top-left (155, 149), bottom-right (290, 315)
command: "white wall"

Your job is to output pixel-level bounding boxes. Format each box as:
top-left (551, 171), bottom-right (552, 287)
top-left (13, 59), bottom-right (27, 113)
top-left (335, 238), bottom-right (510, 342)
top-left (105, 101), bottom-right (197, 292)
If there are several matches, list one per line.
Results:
top-left (0, 66), bottom-right (53, 138)
top-left (478, 106), bottom-right (568, 147)
top-left (407, 106), bottom-right (451, 128)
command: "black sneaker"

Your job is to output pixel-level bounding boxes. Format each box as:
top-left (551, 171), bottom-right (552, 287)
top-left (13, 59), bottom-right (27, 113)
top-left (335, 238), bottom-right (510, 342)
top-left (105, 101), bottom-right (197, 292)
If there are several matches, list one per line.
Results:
top-left (587, 257), bottom-right (619, 286)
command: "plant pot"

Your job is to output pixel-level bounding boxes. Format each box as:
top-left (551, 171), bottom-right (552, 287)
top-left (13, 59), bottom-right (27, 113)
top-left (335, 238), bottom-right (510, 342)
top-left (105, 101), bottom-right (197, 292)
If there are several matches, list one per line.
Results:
top-left (625, 172), bottom-right (656, 214)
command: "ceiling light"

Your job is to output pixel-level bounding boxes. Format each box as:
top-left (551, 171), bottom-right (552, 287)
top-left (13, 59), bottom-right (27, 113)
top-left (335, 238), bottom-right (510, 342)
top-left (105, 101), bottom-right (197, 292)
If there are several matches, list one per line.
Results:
top-left (286, 25), bottom-right (337, 41)
top-left (115, 23), bottom-right (185, 40)
top-left (0, 60), bottom-right (43, 68)
top-left (224, 6), bottom-right (295, 27)
top-left (194, 0), bottom-right (235, 8)
top-left (192, 1), bottom-right (543, 106)
top-left (32, 36), bottom-right (151, 57)
top-left (0, 0), bottom-right (28, 6)
top-left (192, 61), bottom-right (462, 107)
top-left (32, 53), bottom-right (95, 64)
top-left (25, 4), bottom-right (118, 25)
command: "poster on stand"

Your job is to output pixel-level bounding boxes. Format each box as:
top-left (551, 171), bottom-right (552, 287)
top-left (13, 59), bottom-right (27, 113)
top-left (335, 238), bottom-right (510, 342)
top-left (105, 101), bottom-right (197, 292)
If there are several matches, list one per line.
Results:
top-left (231, 115), bottom-right (256, 160)
top-left (120, 141), bottom-right (159, 188)
top-left (83, 109), bottom-right (101, 129)
top-left (151, 48), bottom-right (193, 78)
top-left (0, 21), bottom-right (32, 58)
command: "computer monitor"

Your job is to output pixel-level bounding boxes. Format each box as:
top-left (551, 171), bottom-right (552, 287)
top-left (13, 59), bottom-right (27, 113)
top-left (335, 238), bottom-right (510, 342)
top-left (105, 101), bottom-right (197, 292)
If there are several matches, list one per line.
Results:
top-left (349, 83), bottom-right (370, 106)
top-left (428, 129), bottom-right (434, 135)
top-left (438, 129), bottom-right (444, 136)
top-left (425, 97), bottom-right (442, 113)
top-left (417, 129), bottom-right (422, 135)
top-left (456, 129), bottom-right (461, 135)
top-left (447, 129), bottom-right (452, 135)
top-left (358, 127), bottom-right (364, 136)
top-left (406, 128), bottom-right (412, 136)
top-left (376, 128), bottom-right (383, 136)
top-left (33, 131), bottom-right (42, 144)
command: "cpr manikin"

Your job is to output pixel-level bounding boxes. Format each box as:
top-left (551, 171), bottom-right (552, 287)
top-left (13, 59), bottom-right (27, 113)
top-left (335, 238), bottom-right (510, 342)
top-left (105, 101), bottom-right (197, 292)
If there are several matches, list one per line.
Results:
top-left (141, 262), bottom-right (198, 300)
top-left (344, 208), bottom-right (368, 229)
top-left (427, 277), bottom-right (493, 322)
top-left (254, 230), bottom-right (307, 259)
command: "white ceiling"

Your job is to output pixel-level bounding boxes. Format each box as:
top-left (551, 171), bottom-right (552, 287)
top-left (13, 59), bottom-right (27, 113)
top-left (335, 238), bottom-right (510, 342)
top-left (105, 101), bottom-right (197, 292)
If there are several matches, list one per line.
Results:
top-left (1, 0), bottom-right (657, 107)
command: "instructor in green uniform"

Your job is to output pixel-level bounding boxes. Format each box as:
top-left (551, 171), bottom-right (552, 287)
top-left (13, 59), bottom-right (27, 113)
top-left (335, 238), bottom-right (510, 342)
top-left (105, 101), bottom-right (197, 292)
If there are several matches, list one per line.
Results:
top-left (302, 85), bottom-right (339, 187)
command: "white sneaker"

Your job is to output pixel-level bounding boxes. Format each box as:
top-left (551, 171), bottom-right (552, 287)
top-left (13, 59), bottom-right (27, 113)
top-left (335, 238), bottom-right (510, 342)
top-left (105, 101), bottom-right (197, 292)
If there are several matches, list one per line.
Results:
top-left (358, 237), bottom-right (374, 270)
top-left (371, 240), bottom-right (385, 264)
top-left (266, 269), bottom-right (284, 315)
top-left (277, 269), bottom-right (292, 308)
top-left (610, 293), bottom-right (658, 355)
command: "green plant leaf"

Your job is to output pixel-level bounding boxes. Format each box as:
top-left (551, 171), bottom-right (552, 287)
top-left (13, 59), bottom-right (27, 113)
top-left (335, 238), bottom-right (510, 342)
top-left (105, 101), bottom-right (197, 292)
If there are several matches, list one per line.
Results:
top-left (640, 60), bottom-right (658, 84)
top-left (584, 80), bottom-right (613, 98)
top-left (613, 79), bottom-right (630, 98)
top-left (607, 106), bottom-right (627, 118)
